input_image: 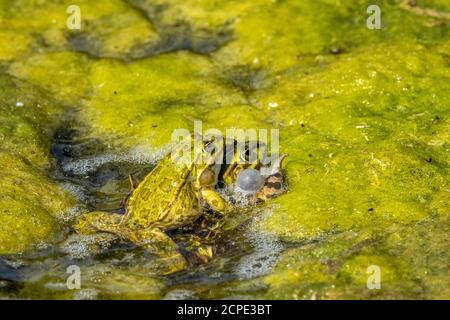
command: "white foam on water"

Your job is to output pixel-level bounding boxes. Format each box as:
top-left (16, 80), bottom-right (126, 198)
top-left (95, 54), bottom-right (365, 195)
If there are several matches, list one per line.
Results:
top-left (57, 183), bottom-right (89, 222)
top-left (73, 288), bottom-right (100, 300)
top-left (58, 205), bottom-right (86, 223)
top-left (234, 210), bottom-right (284, 280)
top-left (60, 182), bottom-right (88, 202)
top-left (231, 188), bottom-right (258, 207)
top-left (35, 240), bottom-right (51, 251)
top-left (60, 233), bottom-right (117, 260)
top-left (163, 289), bottom-right (197, 300)
top-left (62, 144), bottom-right (170, 176)
top-left (217, 184), bottom-right (258, 208)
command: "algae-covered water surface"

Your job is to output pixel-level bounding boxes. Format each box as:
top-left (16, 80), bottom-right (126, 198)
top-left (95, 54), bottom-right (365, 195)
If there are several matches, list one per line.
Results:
top-left (0, 0), bottom-right (449, 300)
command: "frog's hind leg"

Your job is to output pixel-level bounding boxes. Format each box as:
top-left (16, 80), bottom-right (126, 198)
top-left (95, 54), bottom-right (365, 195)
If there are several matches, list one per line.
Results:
top-left (124, 228), bottom-right (187, 274)
top-left (73, 211), bottom-right (123, 235)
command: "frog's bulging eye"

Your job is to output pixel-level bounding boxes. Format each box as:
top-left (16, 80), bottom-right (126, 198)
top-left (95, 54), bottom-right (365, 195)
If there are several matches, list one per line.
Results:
top-left (199, 168), bottom-right (216, 186)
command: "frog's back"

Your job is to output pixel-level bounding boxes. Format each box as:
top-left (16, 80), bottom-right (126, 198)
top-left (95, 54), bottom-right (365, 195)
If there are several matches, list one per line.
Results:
top-left (122, 156), bottom-right (200, 230)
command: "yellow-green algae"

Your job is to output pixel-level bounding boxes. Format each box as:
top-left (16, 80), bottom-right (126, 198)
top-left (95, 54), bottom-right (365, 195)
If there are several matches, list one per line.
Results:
top-left (0, 0), bottom-right (449, 299)
top-left (0, 75), bottom-right (75, 254)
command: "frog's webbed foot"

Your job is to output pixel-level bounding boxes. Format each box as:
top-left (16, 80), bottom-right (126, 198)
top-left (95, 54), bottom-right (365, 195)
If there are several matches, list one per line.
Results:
top-left (124, 228), bottom-right (187, 274)
top-left (73, 211), bottom-right (123, 235)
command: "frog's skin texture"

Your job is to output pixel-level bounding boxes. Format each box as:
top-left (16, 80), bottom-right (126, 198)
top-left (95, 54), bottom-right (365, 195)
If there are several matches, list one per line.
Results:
top-left (257, 154), bottom-right (288, 201)
top-left (74, 136), bottom-right (285, 273)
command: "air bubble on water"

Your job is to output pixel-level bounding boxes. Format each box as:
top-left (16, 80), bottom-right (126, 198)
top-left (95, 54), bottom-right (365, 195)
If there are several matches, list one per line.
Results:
top-left (62, 144), bottom-right (169, 175)
top-left (234, 209), bottom-right (283, 280)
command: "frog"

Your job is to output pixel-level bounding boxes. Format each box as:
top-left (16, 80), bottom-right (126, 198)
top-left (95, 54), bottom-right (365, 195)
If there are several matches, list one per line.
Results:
top-left (73, 134), bottom-right (287, 273)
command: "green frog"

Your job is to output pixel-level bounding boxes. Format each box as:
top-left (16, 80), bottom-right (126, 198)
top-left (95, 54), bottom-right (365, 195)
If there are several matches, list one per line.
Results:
top-left (73, 135), bottom-right (286, 273)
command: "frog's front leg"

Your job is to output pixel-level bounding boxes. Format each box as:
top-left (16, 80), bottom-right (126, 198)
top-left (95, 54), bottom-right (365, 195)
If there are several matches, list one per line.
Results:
top-left (73, 211), bottom-right (123, 235)
top-left (70, 211), bottom-right (123, 258)
top-left (201, 188), bottom-right (231, 214)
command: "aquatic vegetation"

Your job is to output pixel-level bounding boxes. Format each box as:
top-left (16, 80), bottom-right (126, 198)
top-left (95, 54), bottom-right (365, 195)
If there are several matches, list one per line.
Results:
top-left (0, 75), bottom-right (75, 254)
top-left (0, 0), bottom-right (448, 299)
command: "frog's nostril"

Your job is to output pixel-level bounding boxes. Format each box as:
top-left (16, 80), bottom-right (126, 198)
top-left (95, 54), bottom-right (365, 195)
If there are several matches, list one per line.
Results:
top-left (199, 168), bottom-right (216, 186)
top-left (236, 169), bottom-right (265, 193)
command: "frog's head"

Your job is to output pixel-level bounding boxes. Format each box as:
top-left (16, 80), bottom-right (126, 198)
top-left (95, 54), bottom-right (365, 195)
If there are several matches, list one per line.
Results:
top-left (169, 133), bottom-right (223, 189)
top-left (220, 139), bottom-right (266, 185)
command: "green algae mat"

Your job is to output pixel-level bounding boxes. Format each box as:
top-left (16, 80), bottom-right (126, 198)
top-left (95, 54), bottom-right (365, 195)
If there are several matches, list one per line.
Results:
top-left (0, 0), bottom-right (449, 299)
